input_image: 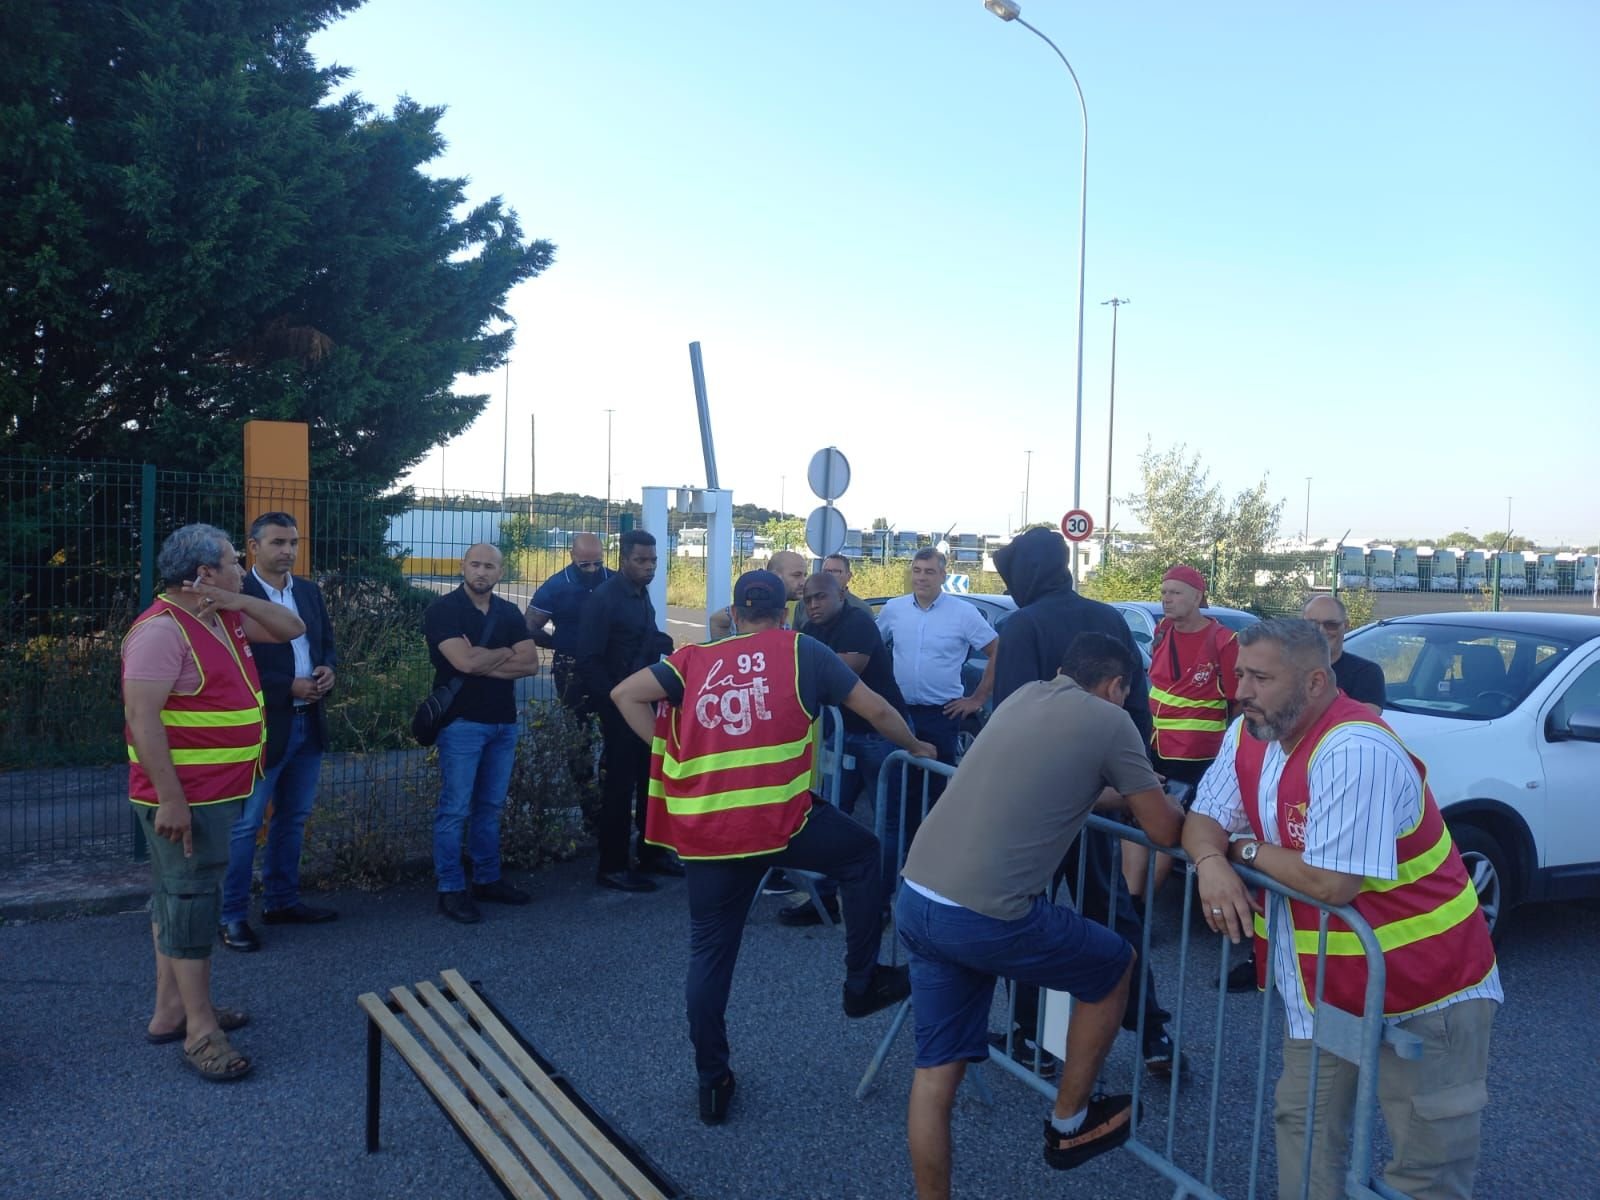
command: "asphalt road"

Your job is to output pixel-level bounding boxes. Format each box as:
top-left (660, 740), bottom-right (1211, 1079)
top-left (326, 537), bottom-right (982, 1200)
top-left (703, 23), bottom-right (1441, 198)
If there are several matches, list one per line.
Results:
top-left (2, 854), bottom-right (1596, 1199)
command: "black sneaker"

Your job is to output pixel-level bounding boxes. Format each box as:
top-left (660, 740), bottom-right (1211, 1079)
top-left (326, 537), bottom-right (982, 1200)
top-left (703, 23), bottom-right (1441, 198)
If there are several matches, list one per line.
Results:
top-left (471, 878), bottom-right (531, 905)
top-left (843, 964), bottom-right (910, 1018)
top-left (698, 1071), bottom-right (736, 1126)
top-left (1142, 1026), bottom-right (1187, 1078)
top-left (760, 870), bottom-right (796, 896)
top-left (639, 854), bottom-right (687, 878)
top-left (595, 869), bottom-right (658, 893)
top-left (988, 1031), bottom-right (1060, 1080)
top-left (1043, 1093), bottom-right (1135, 1170)
top-left (778, 896), bottom-right (840, 927)
top-left (1222, 955), bottom-right (1258, 993)
top-left (438, 891), bottom-right (482, 924)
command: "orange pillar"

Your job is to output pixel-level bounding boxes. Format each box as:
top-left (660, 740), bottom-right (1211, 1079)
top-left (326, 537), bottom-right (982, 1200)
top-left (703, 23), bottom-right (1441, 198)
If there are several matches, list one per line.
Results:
top-left (243, 421), bottom-right (311, 572)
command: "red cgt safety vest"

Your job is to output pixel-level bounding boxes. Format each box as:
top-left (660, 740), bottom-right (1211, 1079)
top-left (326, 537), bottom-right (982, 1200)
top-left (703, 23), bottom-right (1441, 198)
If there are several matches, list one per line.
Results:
top-left (1236, 693), bottom-right (1496, 1017)
top-left (645, 628), bottom-right (818, 861)
top-left (1148, 617), bottom-right (1233, 761)
top-left (125, 597), bottom-right (265, 806)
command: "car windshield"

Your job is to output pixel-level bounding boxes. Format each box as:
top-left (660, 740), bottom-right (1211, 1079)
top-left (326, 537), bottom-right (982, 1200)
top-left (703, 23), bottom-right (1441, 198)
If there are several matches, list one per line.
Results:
top-left (1344, 622), bottom-right (1575, 720)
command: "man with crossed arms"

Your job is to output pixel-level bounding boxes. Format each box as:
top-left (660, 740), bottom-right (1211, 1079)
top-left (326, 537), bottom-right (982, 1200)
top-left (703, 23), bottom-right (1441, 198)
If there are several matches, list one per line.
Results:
top-left (1184, 618), bottom-right (1499, 1200)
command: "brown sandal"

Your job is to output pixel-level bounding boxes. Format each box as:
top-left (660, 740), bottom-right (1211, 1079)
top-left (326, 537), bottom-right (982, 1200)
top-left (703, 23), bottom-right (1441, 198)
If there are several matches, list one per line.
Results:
top-left (146, 1005), bottom-right (250, 1045)
top-left (183, 1029), bottom-right (252, 1082)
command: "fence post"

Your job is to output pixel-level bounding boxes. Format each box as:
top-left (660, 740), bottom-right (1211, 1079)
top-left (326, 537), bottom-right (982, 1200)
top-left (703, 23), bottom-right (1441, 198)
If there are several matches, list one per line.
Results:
top-left (133, 461), bottom-right (157, 862)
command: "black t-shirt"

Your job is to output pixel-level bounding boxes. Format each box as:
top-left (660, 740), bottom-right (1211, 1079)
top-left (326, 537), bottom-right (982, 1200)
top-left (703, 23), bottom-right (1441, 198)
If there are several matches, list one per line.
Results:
top-left (575, 574), bottom-right (671, 709)
top-left (804, 605), bottom-right (907, 733)
top-left (423, 586), bottom-right (534, 725)
top-left (1334, 651), bottom-right (1387, 709)
top-left (650, 633), bottom-right (862, 717)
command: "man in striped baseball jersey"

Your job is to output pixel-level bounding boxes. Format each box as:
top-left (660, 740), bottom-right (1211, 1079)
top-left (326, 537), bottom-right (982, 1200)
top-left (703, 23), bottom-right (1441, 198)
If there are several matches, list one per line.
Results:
top-left (1183, 618), bottom-right (1499, 1200)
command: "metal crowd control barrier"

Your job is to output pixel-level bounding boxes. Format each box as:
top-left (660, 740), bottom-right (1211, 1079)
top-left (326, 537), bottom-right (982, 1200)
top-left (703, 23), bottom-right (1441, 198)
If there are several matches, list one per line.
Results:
top-left (855, 749), bottom-right (1423, 1200)
top-left (749, 706), bottom-right (849, 924)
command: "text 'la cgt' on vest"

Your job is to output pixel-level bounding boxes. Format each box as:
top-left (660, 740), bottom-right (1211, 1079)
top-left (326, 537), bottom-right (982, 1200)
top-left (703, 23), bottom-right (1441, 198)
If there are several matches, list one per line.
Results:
top-left (645, 628), bottom-right (818, 861)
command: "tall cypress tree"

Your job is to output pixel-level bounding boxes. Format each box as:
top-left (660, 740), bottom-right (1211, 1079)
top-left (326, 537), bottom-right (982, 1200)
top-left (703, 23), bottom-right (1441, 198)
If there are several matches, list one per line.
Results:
top-left (0, 1), bottom-right (554, 484)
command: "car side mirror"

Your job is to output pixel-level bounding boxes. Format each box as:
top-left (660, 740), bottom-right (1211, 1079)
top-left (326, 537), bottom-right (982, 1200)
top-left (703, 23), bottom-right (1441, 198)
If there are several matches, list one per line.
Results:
top-left (1567, 706), bottom-right (1600, 743)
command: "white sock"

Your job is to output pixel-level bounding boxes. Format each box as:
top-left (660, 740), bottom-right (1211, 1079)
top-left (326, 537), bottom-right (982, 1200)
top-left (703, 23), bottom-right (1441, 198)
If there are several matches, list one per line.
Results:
top-left (1051, 1107), bottom-right (1088, 1135)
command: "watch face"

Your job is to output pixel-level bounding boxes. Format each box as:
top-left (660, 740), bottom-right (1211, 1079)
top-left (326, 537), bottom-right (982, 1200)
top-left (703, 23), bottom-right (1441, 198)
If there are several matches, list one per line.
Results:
top-left (1242, 842), bottom-right (1258, 863)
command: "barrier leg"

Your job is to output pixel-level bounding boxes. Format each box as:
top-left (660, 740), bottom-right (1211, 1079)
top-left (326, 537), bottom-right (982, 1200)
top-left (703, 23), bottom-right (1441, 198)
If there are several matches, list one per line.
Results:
top-left (854, 997), bottom-right (912, 1100)
top-left (364, 1014), bottom-right (382, 1152)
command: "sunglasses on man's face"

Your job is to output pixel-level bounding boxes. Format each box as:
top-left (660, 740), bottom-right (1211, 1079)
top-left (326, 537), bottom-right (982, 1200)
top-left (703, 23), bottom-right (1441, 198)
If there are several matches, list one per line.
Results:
top-left (574, 559), bottom-right (604, 570)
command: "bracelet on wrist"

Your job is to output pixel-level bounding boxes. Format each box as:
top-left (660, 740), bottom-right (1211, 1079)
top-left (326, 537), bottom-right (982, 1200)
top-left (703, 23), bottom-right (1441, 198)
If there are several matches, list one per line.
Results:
top-left (1192, 852), bottom-right (1224, 870)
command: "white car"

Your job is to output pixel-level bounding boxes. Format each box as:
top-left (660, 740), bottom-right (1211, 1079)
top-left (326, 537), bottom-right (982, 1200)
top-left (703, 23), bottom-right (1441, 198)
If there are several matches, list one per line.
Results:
top-left (1343, 611), bottom-right (1600, 938)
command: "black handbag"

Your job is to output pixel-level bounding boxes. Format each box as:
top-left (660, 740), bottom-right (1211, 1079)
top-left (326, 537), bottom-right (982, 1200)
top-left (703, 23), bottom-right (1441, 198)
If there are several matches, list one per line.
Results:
top-left (411, 602), bottom-right (511, 746)
top-left (411, 676), bottom-right (465, 746)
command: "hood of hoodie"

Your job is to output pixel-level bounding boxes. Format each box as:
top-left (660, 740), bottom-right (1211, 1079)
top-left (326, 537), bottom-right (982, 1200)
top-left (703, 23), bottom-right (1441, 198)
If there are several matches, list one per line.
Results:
top-left (994, 527), bottom-right (1074, 607)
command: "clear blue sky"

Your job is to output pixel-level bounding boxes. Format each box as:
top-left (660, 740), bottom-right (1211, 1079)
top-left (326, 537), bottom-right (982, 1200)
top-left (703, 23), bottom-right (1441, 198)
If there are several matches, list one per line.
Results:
top-left (310, 0), bottom-right (1598, 546)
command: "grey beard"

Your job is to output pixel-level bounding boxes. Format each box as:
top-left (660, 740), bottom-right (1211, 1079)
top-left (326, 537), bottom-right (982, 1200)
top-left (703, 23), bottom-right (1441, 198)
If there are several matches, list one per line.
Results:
top-left (1243, 691), bottom-right (1308, 743)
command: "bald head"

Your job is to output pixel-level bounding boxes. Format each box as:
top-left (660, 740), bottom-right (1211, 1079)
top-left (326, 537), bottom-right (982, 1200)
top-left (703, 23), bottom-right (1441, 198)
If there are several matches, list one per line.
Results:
top-left (571, 532), bottom-right (603, 565)
top-left (462, 542), bottom-right (504, 596)
top-left (768, 551), bottom-right (807, 600)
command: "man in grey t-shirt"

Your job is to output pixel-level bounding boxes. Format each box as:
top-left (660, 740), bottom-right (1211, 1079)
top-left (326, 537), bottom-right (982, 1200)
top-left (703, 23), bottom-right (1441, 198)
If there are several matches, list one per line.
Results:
top-left (896, 633), bottom-right (1182, 1196)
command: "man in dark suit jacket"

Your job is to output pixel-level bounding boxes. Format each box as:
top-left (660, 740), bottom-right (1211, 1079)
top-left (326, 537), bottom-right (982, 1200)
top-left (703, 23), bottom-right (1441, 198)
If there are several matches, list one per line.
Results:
top-left (219, 512), bottom-right (338, 951)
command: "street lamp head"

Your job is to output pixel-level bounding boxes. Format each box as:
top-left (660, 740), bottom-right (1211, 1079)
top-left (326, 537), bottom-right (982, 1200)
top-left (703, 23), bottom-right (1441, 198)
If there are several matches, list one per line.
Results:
top-left (983, 0), bottom-right (1021, 21)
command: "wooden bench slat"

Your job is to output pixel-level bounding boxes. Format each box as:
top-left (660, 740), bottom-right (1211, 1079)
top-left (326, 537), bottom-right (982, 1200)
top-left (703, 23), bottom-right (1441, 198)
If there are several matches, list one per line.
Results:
top-left (357, 992), bottom-right (550, 1200)
top-left (389, 986), bottom-right (592, 1200)
top-left (441, 969), bottom-right (670, 1200)
top-left (415, 980), bottom-right (633, 1200)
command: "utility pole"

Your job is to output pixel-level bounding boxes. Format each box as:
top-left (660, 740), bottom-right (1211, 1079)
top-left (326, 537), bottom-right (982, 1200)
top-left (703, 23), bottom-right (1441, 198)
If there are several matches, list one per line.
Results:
top-left (1505, 496), bottom-right (1513, 536)
top-left (1022, 450), bottom-right (1032, 527)
top-left (1101, 298), bottom-right (1129, 554)
top-left (1305, 476), bottom-right (1312, 544)
top-left (500, 360), bottom-right (511, 502)
top-left (604, 408), bottom-right (615, 542)
top-left (780, 475), bottom-right (786, 516)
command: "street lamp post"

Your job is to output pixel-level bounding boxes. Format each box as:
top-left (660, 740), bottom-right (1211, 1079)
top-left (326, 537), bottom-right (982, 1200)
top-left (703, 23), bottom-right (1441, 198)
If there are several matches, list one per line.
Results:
top-left (1023, 450), bottom-right (1032, 526)
top-left (603, 408), bottom-right (615, 542)
top-left (984, 0), bottom-right (1089, 574)
top-left (1305, 476), bottom-right (1313, 544)
top-left (1101, 298), bottom-right (1127, 553)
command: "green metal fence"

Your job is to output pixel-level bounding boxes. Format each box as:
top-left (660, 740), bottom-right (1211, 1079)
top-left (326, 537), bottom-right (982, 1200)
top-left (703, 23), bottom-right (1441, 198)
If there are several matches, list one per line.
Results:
top-left (0, 457), bottom-right (602, 864)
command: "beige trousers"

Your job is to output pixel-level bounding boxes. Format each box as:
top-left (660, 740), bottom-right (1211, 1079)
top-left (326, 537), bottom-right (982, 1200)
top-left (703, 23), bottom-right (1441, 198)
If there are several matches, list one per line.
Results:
top-left (1276, 998), bottom-right (1496, 1200)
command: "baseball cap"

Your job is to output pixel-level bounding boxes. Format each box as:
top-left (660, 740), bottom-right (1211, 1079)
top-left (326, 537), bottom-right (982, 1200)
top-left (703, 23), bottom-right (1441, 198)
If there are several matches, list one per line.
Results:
top-left (733, 570), bottom-right (787, 614)
top-left (1162, 564), bottom-right (1207, 596)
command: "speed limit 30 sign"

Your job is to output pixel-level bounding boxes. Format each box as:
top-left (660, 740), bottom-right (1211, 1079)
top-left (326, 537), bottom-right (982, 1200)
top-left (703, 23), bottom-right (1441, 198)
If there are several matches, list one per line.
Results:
top-left (1061, 509), bottom-right (1095, 542)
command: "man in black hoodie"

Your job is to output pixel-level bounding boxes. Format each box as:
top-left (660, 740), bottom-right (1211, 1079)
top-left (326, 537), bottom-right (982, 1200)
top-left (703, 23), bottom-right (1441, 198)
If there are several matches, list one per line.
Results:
top-left (991, 528), bottom-right (1181, 1078)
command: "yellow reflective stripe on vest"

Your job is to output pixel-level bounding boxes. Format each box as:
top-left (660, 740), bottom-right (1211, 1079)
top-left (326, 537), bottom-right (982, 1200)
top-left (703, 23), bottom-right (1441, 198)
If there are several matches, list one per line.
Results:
top-left (1148, 685), bottom-right (1226, 711)
top-left (159, 707), bottom-right (262, 728)
top-left (129, 744), bottom-right (262, 766)
top-left (1359, 826), bottom-right (1453, 895)
top-left (1292, 878), bottom-right (1481, 957)
top-left (647, 768), bottom-right (812, 815)
top-left (654, 731), bottom-right (814, 780)
top-left (1153, 715), bottom-right (1228, 732)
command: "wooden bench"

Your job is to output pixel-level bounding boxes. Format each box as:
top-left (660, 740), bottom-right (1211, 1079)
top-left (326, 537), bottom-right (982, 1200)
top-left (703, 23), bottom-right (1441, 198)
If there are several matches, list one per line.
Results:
top-left (359, 969), bottom-right (683, 1200)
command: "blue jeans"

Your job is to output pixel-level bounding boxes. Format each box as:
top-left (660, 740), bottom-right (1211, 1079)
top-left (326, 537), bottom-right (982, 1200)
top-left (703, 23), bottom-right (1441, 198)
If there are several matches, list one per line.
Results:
top-left (895, 886), bottom-right (1132, 1068)
top-left (222, 711), bottom-right (323, 923)
top-left (433, 719), bottom-right (518, 893)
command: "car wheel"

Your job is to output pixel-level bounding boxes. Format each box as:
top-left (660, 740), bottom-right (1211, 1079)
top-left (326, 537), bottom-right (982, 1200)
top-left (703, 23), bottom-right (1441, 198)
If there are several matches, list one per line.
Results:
top-left (1450, 825), bottom-right (1511, 942)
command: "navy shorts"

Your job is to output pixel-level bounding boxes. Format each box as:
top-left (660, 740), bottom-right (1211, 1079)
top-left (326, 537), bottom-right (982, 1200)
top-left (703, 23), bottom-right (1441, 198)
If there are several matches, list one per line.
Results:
top-left (895, 885), bottom-right (1133, 1069)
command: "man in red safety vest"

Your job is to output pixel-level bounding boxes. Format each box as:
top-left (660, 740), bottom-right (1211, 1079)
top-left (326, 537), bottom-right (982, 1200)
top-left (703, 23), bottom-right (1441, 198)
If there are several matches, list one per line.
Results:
top-left (1183, 618), bottom-right (1500, 1200)
top-left (610, 569), bottom-right (936, 1127)
top-left (1124, 563), bottom-right (1240, 908)
top-left (122, 523), bottom-right (306, 1083)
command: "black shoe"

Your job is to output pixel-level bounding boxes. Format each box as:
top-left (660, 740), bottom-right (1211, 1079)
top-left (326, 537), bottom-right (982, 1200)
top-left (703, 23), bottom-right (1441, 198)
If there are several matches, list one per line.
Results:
top-left (778, 896), bottom-right (840, 927)
top-left (471, 879), bottom-right (531, 905)
top-left (1142, 1026), bottom-right (1187, 1078)
top-left (261, 902), bottom-right (338, 925)
top-left (1043, 1093), bottom-right (1135, 1170)
top-left (843, 963), bottom-right (911, 1018)
top-left (1223, 955), bottom-right (1258, 993)
top-left (988, 1031), bottom-right (1060, 1080)
top-left (760, 870), bottom-right (796, 896)
top-left (639, 854), bottom-right (686, 878)
top-left (698, 1071), bottom-right (736, 1126)
top-left (595, 869), bottom-right (659, 893)
top-left (218, 920), bottom-right (260, 952)
top-left (438, 891), bottom-right (482, 924)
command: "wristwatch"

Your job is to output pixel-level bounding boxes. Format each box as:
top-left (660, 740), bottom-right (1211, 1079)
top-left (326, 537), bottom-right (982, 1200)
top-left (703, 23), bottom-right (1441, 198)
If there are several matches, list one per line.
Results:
top-left (1240, 840), bottom-right (1261, 865)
